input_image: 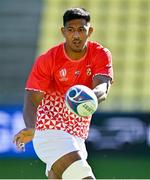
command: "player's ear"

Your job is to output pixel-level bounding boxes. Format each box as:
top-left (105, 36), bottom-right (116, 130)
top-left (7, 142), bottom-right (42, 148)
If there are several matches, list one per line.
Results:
top-left (88, 26), bottom-right (93, 37)
top-left (61, 27), bottom-right (65, 37)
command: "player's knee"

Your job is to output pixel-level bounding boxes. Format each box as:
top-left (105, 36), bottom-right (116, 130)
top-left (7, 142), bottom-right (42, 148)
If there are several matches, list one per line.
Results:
top-left (62, 159), bottom-right (95, 179)
top-left (51, 151), bottom-right (81, 178)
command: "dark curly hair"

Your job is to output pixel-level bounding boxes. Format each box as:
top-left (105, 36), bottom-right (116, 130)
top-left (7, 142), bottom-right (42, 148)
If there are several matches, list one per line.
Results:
top-left (63, 7), bottom-right (90, 26)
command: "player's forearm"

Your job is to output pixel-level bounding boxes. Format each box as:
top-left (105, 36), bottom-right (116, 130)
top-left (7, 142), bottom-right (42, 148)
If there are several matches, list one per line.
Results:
top-left (23, 103), bottom-right (37, 128)
top-left (23, 90), bottom-right (44, 128)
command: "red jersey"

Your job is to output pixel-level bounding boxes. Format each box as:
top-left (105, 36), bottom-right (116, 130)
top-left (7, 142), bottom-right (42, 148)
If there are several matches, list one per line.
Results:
top-left (26, 41), bottom-right (113, 139)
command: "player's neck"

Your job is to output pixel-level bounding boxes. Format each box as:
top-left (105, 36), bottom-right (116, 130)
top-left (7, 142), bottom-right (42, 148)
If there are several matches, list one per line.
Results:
top-left (64, 43), bottom-right (87, 61)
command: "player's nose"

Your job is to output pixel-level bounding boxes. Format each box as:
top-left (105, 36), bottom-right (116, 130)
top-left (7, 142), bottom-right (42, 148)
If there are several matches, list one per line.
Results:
top-left (73, 30), bottom-right (80, 38)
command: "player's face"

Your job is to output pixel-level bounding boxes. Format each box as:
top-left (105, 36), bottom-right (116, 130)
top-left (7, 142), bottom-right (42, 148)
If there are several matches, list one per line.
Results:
top-left (61, 19), bottom-right (93, 52)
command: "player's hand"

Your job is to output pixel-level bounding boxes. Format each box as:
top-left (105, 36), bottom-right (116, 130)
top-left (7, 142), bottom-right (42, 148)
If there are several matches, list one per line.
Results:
top-left (13, 128), bottom-right (35, 151)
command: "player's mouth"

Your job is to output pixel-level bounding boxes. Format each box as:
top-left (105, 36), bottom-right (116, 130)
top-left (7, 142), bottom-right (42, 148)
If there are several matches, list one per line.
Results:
top-left (72, 40), bottom-right (82, 46)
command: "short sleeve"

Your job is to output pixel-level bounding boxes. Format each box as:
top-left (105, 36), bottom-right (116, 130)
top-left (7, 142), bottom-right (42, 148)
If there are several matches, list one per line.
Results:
top-left (92, 46), bottom-right (113, 81)
top-left (25, 54), bottom-right (52, 93)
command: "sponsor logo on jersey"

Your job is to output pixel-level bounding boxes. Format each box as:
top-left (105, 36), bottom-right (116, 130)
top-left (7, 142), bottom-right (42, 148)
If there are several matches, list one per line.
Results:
top-left (75, 70), bottom-right (80, 76)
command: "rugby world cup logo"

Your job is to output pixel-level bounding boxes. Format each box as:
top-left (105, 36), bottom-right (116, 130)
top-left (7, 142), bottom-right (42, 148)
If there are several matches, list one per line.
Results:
top-left (59, 68), bottom-right (68, 81)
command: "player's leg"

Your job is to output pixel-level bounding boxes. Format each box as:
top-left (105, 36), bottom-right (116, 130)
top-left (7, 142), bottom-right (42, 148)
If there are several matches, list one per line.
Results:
top-left (48, 151), bottom-right (80, 178)
top-left (49, 150), bottom-right (95, 179)
top-left (33, 129), bottom-right (95, 179)
top-left (62, 157), bottom-right (95, 179)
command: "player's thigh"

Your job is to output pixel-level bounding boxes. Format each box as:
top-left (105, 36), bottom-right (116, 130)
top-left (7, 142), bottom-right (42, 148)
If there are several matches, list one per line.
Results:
top-left (51, 150), bottom-right (81, 178)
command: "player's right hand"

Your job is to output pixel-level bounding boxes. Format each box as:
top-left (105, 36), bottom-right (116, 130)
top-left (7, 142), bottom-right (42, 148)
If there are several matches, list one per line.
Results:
top-left (13, 128), bottom-right (35, 151)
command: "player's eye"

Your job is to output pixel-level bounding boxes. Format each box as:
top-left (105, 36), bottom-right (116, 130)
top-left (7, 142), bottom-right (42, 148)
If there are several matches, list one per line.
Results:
top-left (78, 28), bottom-right (86, 32)
top-left (67, 28), bottom-right (74, 32)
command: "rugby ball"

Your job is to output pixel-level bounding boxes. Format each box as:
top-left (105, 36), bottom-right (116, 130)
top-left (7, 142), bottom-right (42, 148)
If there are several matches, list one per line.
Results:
top-left (65, 85), bottom-right (98, 117)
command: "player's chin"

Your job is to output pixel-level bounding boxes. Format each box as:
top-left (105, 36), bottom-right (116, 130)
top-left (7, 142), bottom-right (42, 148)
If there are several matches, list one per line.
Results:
top-left (71, 45), bottom-right (84, 52)
top-left (73, 48), bottom-right (82, 52)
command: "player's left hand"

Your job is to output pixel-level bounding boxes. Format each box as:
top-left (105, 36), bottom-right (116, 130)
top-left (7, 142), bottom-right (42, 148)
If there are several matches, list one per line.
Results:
top-left (13, 128), bottom-right (35, 151)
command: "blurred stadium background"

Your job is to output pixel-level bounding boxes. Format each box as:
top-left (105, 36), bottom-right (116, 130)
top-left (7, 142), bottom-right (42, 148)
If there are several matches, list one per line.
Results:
top-left (0, 0), bottom-right (150, 179)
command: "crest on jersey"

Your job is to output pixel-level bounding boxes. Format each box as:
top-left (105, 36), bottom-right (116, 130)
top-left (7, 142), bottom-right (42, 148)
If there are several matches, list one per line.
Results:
top-left (59, 68), bottom-right (68, 81)
top-left (86, 67), bottom-right (92, 76)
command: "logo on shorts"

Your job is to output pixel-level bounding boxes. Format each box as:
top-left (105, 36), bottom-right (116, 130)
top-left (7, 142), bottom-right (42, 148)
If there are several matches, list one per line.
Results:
top-left (59, 68), bottom-right (68, 81)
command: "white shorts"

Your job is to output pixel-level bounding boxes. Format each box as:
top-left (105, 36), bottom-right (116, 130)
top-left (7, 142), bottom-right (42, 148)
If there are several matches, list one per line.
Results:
top-left (33, 129), bottom-right (88, 176)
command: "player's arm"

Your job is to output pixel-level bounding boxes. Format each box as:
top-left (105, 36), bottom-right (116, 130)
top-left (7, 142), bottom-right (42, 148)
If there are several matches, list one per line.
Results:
top-left (23, 90), bottom-right (44, 128)
top-left (13, 90), bottom-right (44, 150)
top-left (92, 75), bottom-right (112, 103)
